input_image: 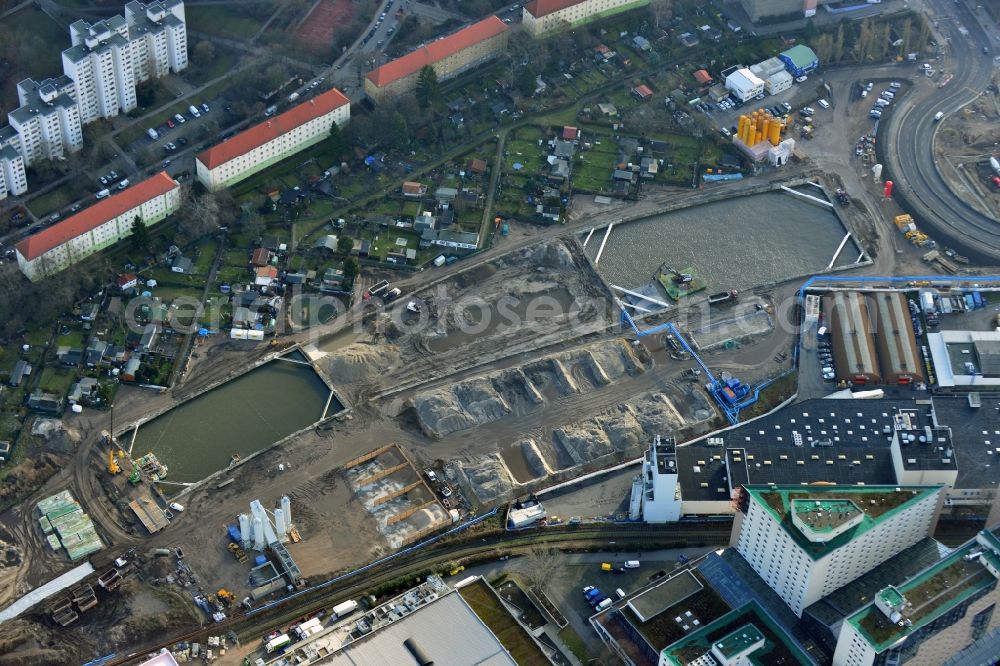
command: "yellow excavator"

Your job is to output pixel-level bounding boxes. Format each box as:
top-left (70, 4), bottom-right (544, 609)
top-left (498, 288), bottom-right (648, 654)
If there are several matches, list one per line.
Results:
top-left (108, 449), bottom-right (121, 475)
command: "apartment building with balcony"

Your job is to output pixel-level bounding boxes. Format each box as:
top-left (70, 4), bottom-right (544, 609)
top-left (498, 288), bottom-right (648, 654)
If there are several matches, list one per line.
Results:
top-left (64, 0), bottom-right (187, 124)
top-left (195, 89), bottom-right (351, 191)
top-left (15, 171), bottom-right (180, 281)
top-left (522, 0), bottom-right (650, 38)
top-left (0, 146), bottom-right (28, 200)
top-left (364, 17), bottom-right (509, 104)
top-left (7, 78), bottom-right (84, 167)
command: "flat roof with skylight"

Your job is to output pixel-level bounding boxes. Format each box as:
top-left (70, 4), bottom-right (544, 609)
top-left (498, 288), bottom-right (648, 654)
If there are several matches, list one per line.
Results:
top-left (659, 601), bottom-right (812, 666)
top-left (745, 484), bottom-right (940, 559)
top-left (790, 498), bottom-right (863, 542)
top-left (714, 623), bottom-right (765, 660)
top-left (846, 536), bottom-right (999, 651)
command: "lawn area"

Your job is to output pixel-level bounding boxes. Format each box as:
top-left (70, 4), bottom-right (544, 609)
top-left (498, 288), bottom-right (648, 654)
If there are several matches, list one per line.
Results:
top-left (192, 239), bottom-right (218, 275)
top-left (458, 580), bottom-right (549, 666)
top-left (188, 50), bottom-right (238, 86)
top-left (26, 186), bottom-right (80, 218)
top-left (558, 626), bottom-right (590, 662)
top-left (37, 366), bottom-right (77, 397)
top-left (56, 328), bottom-right (87, 350)
top-left (24, 325), bottom-right (51, 347)
top-left (186, 5), bottom-right (264, 40)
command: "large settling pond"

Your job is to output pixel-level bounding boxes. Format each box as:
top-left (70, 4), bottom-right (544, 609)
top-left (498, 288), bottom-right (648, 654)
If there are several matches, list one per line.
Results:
top-left (129, 360), bottom-right (337, 482)
top-left (585, 191), bottom-right (862, 292)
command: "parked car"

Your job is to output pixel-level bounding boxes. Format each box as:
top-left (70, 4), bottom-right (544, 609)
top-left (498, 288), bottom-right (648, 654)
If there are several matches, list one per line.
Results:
top-left (174, 113), bottom-right (185, 124)
top-left (166, 118), bottom-right (175, 128)
top-left (795, 75), bottom-right (808, 83)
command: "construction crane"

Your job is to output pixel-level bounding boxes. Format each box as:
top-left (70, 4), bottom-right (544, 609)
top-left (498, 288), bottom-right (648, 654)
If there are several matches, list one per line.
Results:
top-left (660, 265), bottom-right (693, 285)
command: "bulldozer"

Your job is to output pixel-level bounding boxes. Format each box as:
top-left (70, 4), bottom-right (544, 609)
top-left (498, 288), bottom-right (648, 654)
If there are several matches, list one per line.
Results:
top-left (227, 542), bottom-right (248, 563)
top-left (217, 589), bottom-right (235, 607)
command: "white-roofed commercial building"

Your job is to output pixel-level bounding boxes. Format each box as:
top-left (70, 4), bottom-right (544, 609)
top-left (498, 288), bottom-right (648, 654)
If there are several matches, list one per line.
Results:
top-left (725, 68), bottom-right (765, 102)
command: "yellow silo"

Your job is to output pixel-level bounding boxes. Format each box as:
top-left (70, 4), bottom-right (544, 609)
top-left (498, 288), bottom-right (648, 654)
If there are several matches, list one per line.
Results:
top-left (737, 115), bottom-right (747, 141)
top-left (747, 120), bottom-right (757, 144)
top-left (769, 119), bottom-right (781, 145)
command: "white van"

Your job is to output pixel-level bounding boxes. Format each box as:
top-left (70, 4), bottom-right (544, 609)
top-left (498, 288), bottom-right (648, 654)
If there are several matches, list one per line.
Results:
top-left (96, 189), bottom-right (111, 199)
top-left (169, 502), bottom-right (184, 512)
top-left (594, 598), bottom-right (613, 612)
top-left (615, 588), bottom-right (626, 600)
top-left (817, 99), bottom-right (830, 109)
top-left (188, 105), bottom-right (201, 118)
top-left (624, 560), bottom-right (640, 569)
top-left (933, 111), bottom-right (944, 122)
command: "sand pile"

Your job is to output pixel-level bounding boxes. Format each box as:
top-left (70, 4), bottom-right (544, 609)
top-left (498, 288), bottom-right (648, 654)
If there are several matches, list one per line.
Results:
top-left (324, 344), bottom-right (400, 383)
top-left (412, 376), bottom-right (511, 438)
top-left (453, 456), bottom-right (514, 504)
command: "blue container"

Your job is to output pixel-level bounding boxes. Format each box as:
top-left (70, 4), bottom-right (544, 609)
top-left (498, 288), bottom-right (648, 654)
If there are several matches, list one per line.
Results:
top-left (226, 524), bottom-right (241, 543)
top-left (255, 555), bottom-right (267, 566)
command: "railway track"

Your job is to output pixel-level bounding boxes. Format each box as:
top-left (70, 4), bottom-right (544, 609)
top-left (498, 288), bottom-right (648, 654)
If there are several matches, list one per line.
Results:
top-left (98, 523), bottom-right (730, 665)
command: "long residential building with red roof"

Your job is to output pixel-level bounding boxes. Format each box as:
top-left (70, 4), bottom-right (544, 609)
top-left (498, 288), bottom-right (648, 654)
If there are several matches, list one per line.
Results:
top-left (364, 17), bottom-right (509, 104)
top-left (522, 0), bottom-right (649, 37)
top-left (195, 88), bottom-right (351, 191)
top-left (15, 171), bottom-right (180, 281)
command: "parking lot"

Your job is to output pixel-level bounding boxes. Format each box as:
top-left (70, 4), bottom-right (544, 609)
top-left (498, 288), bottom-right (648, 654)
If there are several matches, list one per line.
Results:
top-left (690, 78), bottom-right (822, 139)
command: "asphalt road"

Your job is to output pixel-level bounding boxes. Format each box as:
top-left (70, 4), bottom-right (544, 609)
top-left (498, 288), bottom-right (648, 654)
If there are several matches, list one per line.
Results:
top-left (880, 0), bottom-right (1000, 262)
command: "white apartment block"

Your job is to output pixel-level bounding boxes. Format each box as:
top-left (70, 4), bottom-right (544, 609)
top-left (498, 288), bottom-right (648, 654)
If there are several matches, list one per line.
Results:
top-left (196, 89), bottom-right (350, 192)
top-left (734, 485), bottom-right (942, 617)
top-left (64, 19), bottom-right (137, 124)
top-left (64, 1), bottom-right (187, 124)
top-left (15, 171), bottom-right (180, 281)
top-left (125, 0), bottom-right (188, 80)
top-left (522, 0), bottom-right (650, 38)
top-left (8, 78), bottom-right (84, 167)
top-left (0, 146), bottom-right (28, 200)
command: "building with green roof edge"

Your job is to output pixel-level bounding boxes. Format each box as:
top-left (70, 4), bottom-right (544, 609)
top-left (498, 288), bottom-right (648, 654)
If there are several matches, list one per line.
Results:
top-left (734, 484), bottom-right (944, 617)
top-left (658, 600), bottom-right (812, 665)
top-left (779, 45), bottom-right (818, 78)
top-left (833, 528), bottom-right (1000, 665)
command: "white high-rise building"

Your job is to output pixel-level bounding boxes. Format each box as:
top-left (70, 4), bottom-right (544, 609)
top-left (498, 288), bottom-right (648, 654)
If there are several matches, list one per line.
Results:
top-left (62, 1), bottom-right (187, 125)
top-left (733, 484), bottom-right (943, 617)
top-left (0, 146), bottom-right (28, 200)
top-left (7, 78), bottom-right (84, 166)
top-left (637, 436), bottom-right (682, 522)
top-left (64, 18), bottom-right (136, 124)
top-left (125, 0), bottom-right (188, 80)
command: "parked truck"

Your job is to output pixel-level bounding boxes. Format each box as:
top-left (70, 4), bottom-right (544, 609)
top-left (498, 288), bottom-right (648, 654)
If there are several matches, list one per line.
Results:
top-left (332, 599), bottom-right (358, 619)
top-left (294, 617), bottom-right (324, 640)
